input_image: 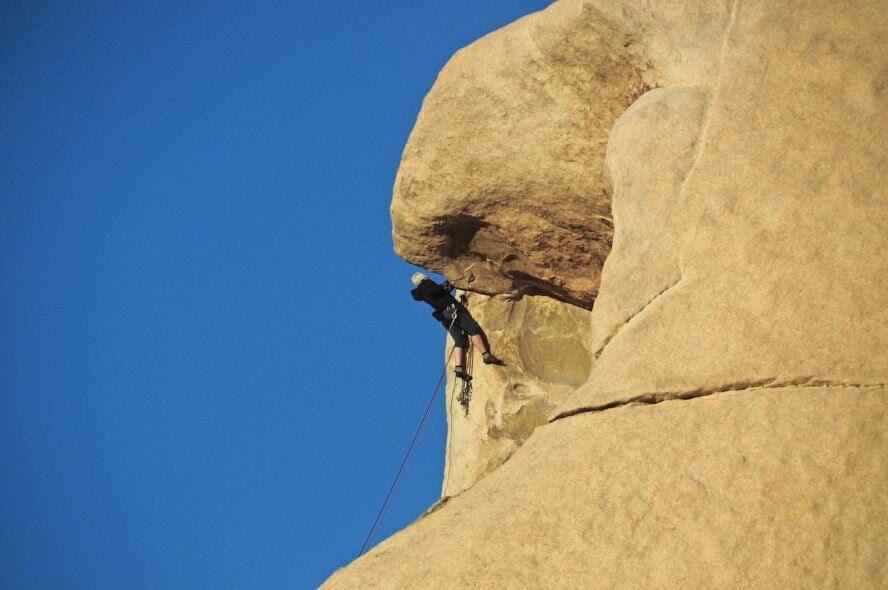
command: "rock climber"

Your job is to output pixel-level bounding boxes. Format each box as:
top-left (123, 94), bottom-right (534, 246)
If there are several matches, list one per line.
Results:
top-left (410, 272), bottom-right (504, 381)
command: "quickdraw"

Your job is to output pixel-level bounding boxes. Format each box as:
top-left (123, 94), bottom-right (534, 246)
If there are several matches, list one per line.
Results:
top-left (455, 291), bottom-right (472, 416)
top-left (457, 339), bottom-right (473, 416)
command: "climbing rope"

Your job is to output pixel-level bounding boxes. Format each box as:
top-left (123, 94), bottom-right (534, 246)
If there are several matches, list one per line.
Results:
top-left (358, 315), bottom-right (459, 557)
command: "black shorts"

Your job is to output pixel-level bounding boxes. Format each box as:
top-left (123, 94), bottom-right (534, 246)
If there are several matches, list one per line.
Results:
top-left (439, 304), bottom-right (480, 349)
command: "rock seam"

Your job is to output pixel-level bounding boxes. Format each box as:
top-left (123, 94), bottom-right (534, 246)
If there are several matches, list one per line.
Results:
top-left (552, 377), bottom-right (887, 421)
top-left (592, 273), bottom-right (683, 360)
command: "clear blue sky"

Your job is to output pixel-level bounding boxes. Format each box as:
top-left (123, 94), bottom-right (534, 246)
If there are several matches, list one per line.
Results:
top-left (0, 1), bottom-right (552, 588)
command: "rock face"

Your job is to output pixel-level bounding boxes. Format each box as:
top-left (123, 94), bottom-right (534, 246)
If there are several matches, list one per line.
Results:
top-left (568, 0), bottom-right (888, 416)
top-left (326, 0), bottom-right (888, 586)
top-left (441, 293), bottom-right (592, 497)
top-left (327, 387), bottom-right (887, 588)
top-left (390, 0), bottom-right (652, 307)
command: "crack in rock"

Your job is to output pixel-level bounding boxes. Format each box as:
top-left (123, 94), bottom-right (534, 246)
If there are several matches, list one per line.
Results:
top-left (593, 274), bottom-right (683, 360)
top-left (552, 377), bottom-right (887, 421)
top-left (678, 0), bottom-right (741, 199)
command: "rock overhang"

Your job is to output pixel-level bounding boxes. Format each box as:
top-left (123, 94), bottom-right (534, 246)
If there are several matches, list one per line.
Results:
top-left (390, 0), bottom-right (655, 307)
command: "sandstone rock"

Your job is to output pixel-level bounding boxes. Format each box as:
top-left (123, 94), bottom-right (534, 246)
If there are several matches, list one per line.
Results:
top-left (326, 0), bottom-right (888, 585)
top-left (391, 0), bottom-right (652, 307)
top-left (441, 292), bottom-right (591, 497)
top-left (558, 0), bottom-right (888, 416)
top-left (325, 387), bottom-right (888, 588)
top-left (589, 85), bottom-right (709, 361)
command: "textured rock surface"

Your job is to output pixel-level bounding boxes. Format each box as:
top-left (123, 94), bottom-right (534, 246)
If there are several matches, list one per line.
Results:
top-left (391, 0), bottom-right (652, 307)
top-left (560, 0), bottom-right (888, 417)
top-left (441, 293), bottom-right (591, 497)
top-left (326, 0), bottom-right (888, 586)
top-left (326, 387), bottom-right (888, 588)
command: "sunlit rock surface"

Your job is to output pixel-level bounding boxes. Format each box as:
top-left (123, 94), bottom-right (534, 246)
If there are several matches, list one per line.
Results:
top-left (325, 0), bottom-right (888, 586)
top-left (390, 0), bottom-right (652, 307)
top-left (327, 387), bottom-right (887, 588)
top-left (441, 293), bottom-right (591, 497)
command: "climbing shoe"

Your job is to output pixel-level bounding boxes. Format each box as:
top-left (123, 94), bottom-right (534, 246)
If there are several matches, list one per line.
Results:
top-left (454, 365), bottom-right (472, 381)
top-left (482, 352), bottom-right (505, 365)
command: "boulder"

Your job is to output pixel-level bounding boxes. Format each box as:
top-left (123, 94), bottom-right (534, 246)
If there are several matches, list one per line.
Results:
top-left (326, 0), bottom-right (888, 585)
top-left (391, 0), bottom-right (653, 307)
